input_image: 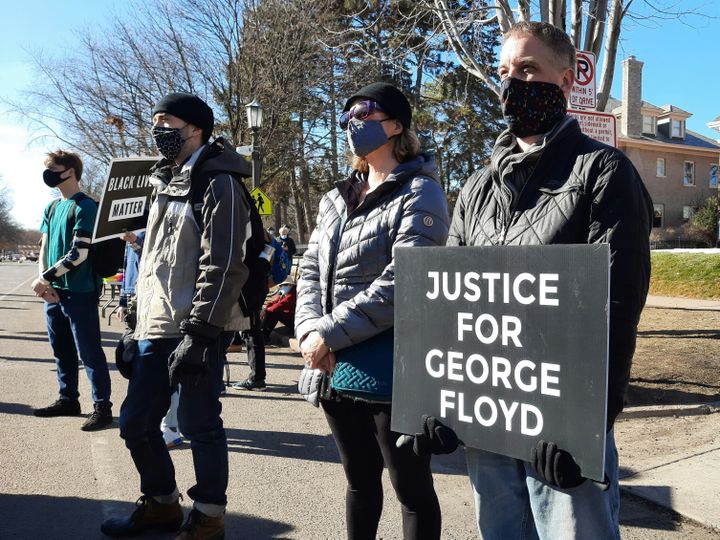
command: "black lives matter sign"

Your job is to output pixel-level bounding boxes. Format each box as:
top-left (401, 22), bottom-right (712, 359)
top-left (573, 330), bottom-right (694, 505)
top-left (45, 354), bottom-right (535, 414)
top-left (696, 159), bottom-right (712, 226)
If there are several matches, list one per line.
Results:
top-left (93, 157), bottom-right (157, 242)
top-left (392, 244), bottom-right (610, 481)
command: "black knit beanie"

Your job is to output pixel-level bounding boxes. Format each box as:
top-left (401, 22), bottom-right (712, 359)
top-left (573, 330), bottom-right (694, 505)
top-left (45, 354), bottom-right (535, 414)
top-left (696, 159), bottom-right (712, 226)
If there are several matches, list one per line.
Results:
top-left (343, 82), bottom-right (412, 128)
top-left (152, 92), bottom-right (214, 142)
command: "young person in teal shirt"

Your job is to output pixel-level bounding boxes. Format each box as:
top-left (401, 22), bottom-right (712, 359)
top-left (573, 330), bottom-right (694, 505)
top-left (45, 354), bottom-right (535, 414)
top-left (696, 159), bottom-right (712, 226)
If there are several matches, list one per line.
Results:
top-left (31, 150), bottom-right (112, 431)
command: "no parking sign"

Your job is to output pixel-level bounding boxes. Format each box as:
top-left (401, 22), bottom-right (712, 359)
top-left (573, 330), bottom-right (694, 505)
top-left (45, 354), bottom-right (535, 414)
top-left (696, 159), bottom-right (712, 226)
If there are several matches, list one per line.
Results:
top-left (570, 50), bottom-right (596, 109)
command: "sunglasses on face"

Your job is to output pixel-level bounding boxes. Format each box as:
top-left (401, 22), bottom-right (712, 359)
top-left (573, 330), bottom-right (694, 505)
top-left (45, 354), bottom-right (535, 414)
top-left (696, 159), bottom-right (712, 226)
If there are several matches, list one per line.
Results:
top-left (339, 100), bottom-right (385, 130)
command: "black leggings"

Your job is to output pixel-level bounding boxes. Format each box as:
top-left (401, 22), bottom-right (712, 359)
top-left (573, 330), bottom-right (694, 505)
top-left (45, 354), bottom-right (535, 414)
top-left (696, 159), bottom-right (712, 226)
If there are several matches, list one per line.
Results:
top-left (322, 397), bottom-right (441, 540)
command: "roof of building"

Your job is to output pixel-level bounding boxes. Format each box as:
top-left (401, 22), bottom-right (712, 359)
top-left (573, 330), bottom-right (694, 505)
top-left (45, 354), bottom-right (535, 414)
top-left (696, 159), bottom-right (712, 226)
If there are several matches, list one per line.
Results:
top-left (601, 96), bottom-right (720, 150)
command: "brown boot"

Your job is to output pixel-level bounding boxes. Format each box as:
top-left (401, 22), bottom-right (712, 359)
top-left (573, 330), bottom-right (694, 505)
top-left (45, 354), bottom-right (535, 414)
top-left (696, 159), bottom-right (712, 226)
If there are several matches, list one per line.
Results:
top-left (175, 508), bottom-right (224, 540)
top-left (100, 495), bottom-right (183, 537)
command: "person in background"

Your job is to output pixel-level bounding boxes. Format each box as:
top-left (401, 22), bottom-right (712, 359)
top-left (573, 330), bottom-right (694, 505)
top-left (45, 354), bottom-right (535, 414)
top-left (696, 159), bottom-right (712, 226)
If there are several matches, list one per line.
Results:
top-left (295, 82), bottom-right (450, 539)
top-left (31, 150), bottom-right (113, 431)
top-left (278, 226), bottom-right (297, 259)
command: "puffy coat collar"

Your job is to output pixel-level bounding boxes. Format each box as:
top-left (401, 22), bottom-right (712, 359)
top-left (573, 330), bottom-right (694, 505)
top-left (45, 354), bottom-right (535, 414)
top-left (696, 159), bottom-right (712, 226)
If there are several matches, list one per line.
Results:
top-left (334, 153), bottom-right (440, 212)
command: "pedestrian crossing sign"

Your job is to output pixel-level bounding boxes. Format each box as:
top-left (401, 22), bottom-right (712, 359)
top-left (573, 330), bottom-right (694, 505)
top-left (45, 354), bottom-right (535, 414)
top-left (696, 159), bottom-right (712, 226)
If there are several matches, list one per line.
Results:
top-left (249, 187), bottom-right (272, 216)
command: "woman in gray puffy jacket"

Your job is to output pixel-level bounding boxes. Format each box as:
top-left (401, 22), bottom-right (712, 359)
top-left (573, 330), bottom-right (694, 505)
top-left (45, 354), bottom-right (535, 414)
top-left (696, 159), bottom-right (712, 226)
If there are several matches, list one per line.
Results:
top-left (295, 82), bottom-right (450, 539)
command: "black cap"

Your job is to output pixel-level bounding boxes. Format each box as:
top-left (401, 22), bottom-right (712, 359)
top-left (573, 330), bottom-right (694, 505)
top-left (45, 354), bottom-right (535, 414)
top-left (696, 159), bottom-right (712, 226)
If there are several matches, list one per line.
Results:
top-left (343, 82), bottom-right (412, 128)
top-left (152, 92), bottom-right (214, 142)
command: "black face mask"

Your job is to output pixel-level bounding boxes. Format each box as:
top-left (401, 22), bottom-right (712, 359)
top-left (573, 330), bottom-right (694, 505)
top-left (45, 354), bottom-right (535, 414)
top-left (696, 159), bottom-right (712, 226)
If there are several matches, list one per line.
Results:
top-left (43, 169), bottom-right (69, 188)
top-left (500, 78), bottom-right (567, 138)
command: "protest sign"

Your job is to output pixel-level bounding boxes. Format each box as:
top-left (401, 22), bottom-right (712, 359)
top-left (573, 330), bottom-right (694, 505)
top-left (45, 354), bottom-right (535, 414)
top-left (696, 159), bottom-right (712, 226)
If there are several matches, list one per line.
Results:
top-left (92, 157), bottom-right (157, 242)
top-left (392, 244), bottom-right (609, 481)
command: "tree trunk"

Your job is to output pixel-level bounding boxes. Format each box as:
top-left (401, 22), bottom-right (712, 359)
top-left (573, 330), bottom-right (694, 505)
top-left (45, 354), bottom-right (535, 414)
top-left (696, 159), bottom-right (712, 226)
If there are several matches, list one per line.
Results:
top-left (570, 0), bottom-right (583, 48)
top-left (596, 0), bottom-right (626, 111)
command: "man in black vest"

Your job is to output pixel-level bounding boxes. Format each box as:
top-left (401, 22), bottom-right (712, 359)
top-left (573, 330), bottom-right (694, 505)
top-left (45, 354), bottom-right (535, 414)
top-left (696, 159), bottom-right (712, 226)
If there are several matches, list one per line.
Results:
top-left (101, 93), bottom-right (251, 540)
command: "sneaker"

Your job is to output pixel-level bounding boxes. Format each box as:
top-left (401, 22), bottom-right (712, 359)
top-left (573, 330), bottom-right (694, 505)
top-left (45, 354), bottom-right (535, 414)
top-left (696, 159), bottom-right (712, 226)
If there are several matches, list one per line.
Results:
top-left (33, 399), bottom-right (81, 417)
top-left (175, 508), bottom-right (224, 540)
top-left (163, 427), bottom-right (184, 449)
top-left (81, 402), bottom-right (113, 431)
top-left (101, 495), bottom-right (184, 537)
top-left (231, 378), bottom-right (266, 391)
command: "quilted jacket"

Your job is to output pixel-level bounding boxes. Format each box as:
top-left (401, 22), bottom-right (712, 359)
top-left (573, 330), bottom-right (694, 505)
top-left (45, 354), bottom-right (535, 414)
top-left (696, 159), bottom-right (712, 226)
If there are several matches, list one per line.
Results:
top-left (448, 117), bottom-right (653, 428)
top-left (295, 154), bottom-right (450, 353)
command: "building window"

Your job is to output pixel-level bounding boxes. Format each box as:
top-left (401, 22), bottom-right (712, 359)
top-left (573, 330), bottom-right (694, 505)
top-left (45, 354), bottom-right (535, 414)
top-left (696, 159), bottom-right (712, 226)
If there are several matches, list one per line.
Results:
top-left (653, 204), bottom-right (664, 228)
top-left (710, 164), bottom-right (718, 189)
top-left (683, 161), bottom-right (695, 186)
top-left (682, 206), bottom-right (695, 221)
top-left (656, 158), bottom-right (666, 177)
top-left (671, 119), bottom-right (684, 138)
top-left (642, 116), bottom-right (656, 135)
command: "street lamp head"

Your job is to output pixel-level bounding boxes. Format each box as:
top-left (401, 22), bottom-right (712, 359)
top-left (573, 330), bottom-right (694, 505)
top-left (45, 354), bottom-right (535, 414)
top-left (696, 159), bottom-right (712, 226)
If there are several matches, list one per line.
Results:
top-left (246, 99), bottom-right (263, 130)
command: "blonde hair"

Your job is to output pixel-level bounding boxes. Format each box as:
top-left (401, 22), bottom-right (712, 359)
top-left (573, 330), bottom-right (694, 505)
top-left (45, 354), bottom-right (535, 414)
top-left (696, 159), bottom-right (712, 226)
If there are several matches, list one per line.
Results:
top-left (351, 126), bottom-right (421, 173)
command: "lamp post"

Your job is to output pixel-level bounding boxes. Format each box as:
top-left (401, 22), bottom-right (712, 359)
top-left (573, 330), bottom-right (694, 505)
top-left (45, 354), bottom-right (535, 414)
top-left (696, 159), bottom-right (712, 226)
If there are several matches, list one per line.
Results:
top-left (246, 99), bottom-right (264, 190)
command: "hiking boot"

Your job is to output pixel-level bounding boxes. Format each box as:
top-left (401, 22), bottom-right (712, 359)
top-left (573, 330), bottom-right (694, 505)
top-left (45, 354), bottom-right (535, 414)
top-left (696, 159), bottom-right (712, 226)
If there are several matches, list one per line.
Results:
top-left (33, 399), bottom-right (81, 417)
top-left (101, 495), bottom-right (184, 537)
top-left (231, 378), bottom-right (266, 391)
top-left (175, 509), bottom-right (224, 540)
top-left (81, 402), bottom-right (113, 431)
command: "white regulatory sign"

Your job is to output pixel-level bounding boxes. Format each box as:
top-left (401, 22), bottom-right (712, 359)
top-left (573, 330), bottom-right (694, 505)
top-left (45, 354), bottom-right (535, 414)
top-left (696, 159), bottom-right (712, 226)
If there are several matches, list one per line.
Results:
top-left (568, 109), bottom-right (616, 147)
top-left (570, 50), bottom-right (596, 110)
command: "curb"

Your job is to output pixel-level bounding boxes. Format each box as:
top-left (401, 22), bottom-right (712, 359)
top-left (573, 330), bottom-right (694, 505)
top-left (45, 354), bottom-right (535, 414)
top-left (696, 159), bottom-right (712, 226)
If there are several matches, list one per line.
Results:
top-left (619, 401), bottom-right (720, 419)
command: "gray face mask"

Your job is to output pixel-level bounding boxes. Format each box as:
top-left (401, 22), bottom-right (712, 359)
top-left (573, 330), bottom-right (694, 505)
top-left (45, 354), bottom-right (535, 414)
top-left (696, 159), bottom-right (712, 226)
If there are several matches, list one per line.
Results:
top-left (347, 119), bottom-right (389, 157)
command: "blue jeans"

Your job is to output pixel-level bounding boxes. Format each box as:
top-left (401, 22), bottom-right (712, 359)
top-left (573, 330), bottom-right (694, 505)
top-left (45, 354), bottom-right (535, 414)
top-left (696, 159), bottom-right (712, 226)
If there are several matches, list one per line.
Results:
top-left (45, 289), bottom-right (111, 404)
top-left (465, 431), bottom-right (620, 540)
top-left (118, 334), bottom-right (231, 510)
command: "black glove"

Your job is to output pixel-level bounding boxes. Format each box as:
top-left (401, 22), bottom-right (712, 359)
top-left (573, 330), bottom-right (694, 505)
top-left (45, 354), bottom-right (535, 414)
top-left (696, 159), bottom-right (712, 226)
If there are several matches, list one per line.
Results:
top-left (115, 329), bottom-right (137, 380)
top-left (398, 415), bottom-right (460, 456)
top-left (168, 318), bottom-right (222, 388)
top-left (532, 440), bottom-right (585, 489)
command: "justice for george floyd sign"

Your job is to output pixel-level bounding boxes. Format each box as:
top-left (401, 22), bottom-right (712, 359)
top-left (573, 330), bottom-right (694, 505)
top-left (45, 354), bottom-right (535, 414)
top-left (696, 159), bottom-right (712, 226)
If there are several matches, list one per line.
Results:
top-left (92, 157), bottom-right (157, 242)
top-left (392, 244), bottom-right (610, 481)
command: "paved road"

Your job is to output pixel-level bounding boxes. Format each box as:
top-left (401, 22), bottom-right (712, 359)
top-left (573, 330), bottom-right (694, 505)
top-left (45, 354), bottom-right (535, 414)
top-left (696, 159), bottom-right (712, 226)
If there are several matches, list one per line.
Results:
top-left (0, 262), bottom-right (715, 539)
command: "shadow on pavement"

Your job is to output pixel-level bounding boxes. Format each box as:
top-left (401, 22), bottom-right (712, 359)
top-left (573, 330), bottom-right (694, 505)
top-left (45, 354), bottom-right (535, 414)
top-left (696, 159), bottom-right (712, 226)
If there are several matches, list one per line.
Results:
top-left (626, 383), bottom-right (720, 406)
top-left (619, 490), bottom-right (679, 531)
top-left (225, 427), bottom-right (340, 464)
top-left (0, 355), bottom-right (56, 364)
top-left (0, 401), bottom-right (36, 416)
top-left (638, 328), bottom-right (720, 339)
top-left (0, 493), bottom-right (295, 539)
top-left (0, 334), bottom-right (51, 343)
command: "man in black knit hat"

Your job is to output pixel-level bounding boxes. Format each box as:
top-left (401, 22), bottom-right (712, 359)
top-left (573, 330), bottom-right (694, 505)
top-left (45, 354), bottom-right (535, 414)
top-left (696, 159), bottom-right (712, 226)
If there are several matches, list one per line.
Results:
top-left (101, 92), bottom-right (252, 540)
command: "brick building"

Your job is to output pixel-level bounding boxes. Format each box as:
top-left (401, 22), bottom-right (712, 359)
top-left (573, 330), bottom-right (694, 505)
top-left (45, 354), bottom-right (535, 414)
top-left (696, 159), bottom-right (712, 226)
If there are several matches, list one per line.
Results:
top-left (604, 57), bottom-right (720, 231)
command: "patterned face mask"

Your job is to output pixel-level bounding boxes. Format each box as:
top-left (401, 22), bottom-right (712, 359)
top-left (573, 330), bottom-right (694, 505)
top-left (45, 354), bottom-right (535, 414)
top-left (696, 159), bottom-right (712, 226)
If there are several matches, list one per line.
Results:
top-left (151, 126), bottom-right (186, 161)
top-left (500, 78), bottom-right (567, 138)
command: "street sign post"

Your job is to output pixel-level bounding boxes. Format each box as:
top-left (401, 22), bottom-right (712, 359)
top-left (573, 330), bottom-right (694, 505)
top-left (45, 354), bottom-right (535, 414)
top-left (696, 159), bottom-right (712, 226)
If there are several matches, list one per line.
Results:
top-left (570, 50), bottom-right (597, 110)
top-left (568, 109), bottom-right (617, 147)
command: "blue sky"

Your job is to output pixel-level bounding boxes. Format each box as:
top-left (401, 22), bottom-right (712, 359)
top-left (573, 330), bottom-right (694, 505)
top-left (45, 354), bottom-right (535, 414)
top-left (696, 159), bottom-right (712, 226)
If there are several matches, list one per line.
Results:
top-left (2, 1), bottom-right (719, 229)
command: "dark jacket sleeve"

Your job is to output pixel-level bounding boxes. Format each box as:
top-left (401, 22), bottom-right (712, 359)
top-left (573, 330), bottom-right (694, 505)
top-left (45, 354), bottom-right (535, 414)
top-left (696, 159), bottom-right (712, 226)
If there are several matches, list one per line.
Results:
top-left (587, 151), bottom-right (653, 429)
top-left (190, 173), bottom-right (250, 328)
top-left (315, 178), bottom-right (450, 352)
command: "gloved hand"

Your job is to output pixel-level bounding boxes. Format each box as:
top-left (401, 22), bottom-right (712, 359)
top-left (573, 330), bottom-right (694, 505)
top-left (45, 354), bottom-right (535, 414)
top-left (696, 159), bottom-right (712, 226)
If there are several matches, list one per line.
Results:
top-left (397, 415), bottom-right (460, 456)
top-left (115, 329), bottom-right (137, 380)
top-left (531, 440), bottom-right (585, 489)
top-left (168, 318), bottom-right (222, 388)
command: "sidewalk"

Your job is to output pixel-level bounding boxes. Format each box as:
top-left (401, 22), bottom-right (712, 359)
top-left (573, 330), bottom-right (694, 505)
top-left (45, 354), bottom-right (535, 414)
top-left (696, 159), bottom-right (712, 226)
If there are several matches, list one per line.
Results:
top-left (618, 294), bottom-right (720, 532)
top-left (646, 294), bottom-right (720, 311)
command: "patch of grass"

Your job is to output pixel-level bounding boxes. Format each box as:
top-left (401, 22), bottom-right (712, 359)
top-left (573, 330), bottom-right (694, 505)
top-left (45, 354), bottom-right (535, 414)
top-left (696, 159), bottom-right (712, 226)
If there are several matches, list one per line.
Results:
top-left (650, 252), bottom-right (720, 299)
